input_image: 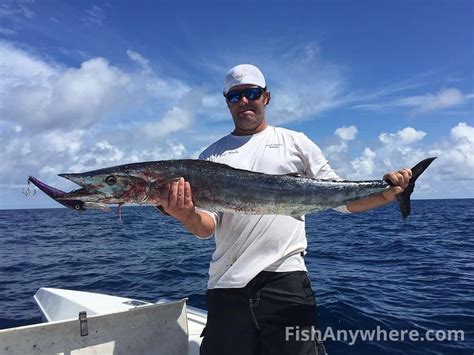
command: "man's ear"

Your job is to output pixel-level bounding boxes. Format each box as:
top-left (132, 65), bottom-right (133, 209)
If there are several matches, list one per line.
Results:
top-left (265, 92), bottom-right (271, 106)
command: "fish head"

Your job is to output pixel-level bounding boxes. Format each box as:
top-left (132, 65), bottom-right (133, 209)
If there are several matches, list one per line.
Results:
top-left (58, 169), bottom-right (150, 204)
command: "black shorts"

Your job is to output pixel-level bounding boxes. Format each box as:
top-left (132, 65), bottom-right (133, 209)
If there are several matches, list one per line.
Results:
top-left (200, 271), bottom-right (327, 355)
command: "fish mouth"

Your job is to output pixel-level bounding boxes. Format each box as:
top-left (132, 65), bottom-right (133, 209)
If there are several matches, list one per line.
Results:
top-left (56, 173), bottom-right (105, 200)
top-left (27, 176), bottom-right (87, 210)
top-left (57, 188), bottom-right (103, 201)
top-left (28, 175), bottom-right (109, 211)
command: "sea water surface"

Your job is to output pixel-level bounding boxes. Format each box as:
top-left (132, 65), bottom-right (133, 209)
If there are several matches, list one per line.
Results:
top-left (0, 199), bottom-right (473, 354)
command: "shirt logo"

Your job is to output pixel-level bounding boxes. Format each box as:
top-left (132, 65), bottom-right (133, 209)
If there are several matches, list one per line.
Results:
top-left (221, 150), bottom-right (239, 157)
top-left (266, 143), bottom-right (283, 149)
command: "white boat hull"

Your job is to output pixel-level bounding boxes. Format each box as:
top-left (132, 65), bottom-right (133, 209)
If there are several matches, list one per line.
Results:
top-left (0, 288), bottom-right (207, 355)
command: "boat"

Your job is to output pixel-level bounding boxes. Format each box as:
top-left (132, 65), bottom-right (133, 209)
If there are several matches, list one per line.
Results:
top-left (0, 287), bottom-right (207, 355)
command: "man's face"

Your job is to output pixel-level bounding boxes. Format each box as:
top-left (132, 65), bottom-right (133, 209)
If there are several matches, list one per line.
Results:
top-left (225, 84), bottom-right (270, 135)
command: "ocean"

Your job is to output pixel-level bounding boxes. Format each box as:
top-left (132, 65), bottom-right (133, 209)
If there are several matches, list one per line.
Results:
top-left (0, 199), bottom-right (472, 354)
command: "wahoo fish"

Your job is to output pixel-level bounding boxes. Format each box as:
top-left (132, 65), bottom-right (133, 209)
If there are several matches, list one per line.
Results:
top-left (27, 157), bottom-right (436, 219)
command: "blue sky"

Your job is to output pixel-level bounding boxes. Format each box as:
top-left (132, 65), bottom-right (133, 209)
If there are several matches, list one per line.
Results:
top-left (1, 0), bottom-right (473, 209)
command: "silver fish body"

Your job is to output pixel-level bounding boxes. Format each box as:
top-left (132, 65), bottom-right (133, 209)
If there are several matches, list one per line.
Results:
top-left (28, 157), bottom-right (436, 218)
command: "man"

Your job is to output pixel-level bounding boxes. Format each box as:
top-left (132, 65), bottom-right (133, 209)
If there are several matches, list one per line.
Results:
top-left (158, 64), bottom-right (412, 355)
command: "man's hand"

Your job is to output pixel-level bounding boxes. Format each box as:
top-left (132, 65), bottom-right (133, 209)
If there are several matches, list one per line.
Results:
top-left (346, 167), bottom-right (413, 213)
top-left (159, 177), bottom-right (195, 223)
top-left (382, 168), bottom-right (412, 202)
top-left (157, 177), bottom-right (215, 238)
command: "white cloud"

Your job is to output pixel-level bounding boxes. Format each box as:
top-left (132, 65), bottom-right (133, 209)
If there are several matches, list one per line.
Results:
top-left (0, 42), bottom-right (192, 131)
top-left (68, 140), bottom-right (125, 172)
top-left (352, 86), bottom-right (472, 115)
top-left (450, 121), bottom-right (474, 143)
top-left (325, 125), bottom-right (358, 163)
top-left (325, 141), bottom-right (348, 156)
top-left (379, 127), bottom-right (427, 146)
top-left (0, 26), bottom-right (15, 35)
top-left (49, 58), bottom-right (131, 126)
top-left (435, 122), bottom-right (474, 179)
top-left (142, 107), bottom-right (192, 139)
top-left (333, 126), bottom-right (429, 180)
top-left (280, 42), bottom-right (321, 65)
top-left (43, 129), bottom-right (85, 155)
top-left (141, 88), bottom-right (204, 139)
top-left (201, 94), bottom-right (222, 109)
top-left (83, 5), bottom-right (106, 25)
top-left (63, 139), bottom-right (188, 174)
top-left (5, 136), bottom-right (31, 155)
top-left (269, 76), bottom-right (344, 124)
top-left (0, 40), bottom-right (58, 88)
top-left (0, 2), bottom-right (34, 19)
top-left (0, 42), bottom-right (132, 130)
top-left (127, 49), bottom-right (151, 74)
top-left (335, 125), bottom-right (357, 141)
top-left (397, 88), bottom-right (465, 113)
top-left (349, 148), bottom-right (376, 177)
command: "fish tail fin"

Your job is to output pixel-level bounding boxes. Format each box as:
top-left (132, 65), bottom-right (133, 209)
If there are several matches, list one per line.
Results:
top-left (395, 157), bottom-right (437, 219)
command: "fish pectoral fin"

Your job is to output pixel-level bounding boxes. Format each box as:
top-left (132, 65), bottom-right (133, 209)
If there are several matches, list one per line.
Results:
top-left (290, 215), bottom-right (305, 221)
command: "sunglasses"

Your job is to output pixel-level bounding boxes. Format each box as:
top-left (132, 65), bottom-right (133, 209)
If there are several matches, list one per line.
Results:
top-left (224, 87), bottom-right (266, 103)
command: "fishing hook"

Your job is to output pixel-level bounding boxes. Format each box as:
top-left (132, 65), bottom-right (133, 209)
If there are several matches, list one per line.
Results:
top-left (23, 179), bottom-right (36, 197)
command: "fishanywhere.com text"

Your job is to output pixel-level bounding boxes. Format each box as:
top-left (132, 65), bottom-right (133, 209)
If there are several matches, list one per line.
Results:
top-left (285, 326), bottom-right (464, 345)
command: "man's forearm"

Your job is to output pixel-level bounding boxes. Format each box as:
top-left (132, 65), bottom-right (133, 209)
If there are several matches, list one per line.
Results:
top-left (176, 210), bottom-right (215, 238)
top-left (346, 192), bottom-right (392, 213)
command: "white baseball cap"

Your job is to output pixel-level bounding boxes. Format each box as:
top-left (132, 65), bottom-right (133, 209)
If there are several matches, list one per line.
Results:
top-left (224, 64), bottom-right (266, 94)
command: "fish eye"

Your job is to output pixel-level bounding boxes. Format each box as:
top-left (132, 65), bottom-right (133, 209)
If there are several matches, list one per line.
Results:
top-left (105, 175), bottom-right (117, 186)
